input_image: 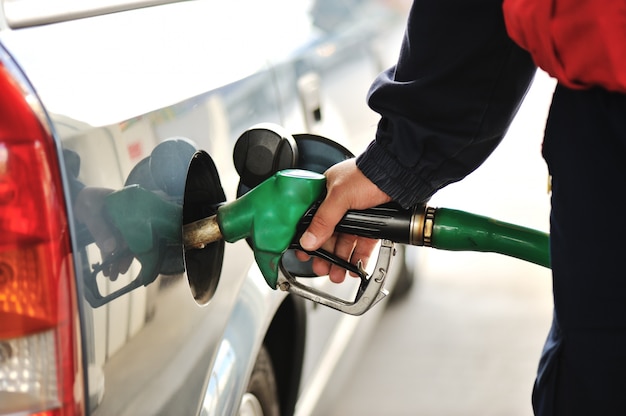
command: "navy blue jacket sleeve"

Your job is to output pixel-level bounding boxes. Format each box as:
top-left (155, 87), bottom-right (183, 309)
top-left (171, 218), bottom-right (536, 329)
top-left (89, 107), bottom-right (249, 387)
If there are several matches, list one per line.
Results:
top-left (357, 0), bottom-right (537, 208)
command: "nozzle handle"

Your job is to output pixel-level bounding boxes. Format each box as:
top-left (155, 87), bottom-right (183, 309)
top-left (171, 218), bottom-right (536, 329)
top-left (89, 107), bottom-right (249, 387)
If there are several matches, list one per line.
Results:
top-left (298, 202), bottom-right (416, 245)
top-left (300, 203), bottom-right (550, 268)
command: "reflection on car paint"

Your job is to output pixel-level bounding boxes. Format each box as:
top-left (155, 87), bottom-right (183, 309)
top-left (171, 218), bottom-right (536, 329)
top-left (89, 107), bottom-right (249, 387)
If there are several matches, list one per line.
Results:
top-left (202, 339), bottom-right (235, 416)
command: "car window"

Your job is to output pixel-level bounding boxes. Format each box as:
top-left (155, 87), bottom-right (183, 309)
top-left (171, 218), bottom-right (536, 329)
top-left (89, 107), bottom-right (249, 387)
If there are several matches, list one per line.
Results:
top-left (1, 0), bottom-right (185, 29)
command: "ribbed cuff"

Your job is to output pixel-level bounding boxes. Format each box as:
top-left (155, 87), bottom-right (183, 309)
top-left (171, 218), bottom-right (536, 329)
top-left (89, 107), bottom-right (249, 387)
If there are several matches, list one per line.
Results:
top-left (356, 141), bottom-right (434, 209)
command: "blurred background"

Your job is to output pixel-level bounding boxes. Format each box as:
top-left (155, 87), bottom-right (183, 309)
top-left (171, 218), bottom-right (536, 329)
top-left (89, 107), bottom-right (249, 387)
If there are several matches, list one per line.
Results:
top-left (331, 68), bottom-right (557, 415)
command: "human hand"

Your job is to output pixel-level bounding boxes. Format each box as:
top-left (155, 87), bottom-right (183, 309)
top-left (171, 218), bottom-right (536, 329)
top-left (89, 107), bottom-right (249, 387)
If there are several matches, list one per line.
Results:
top-left (298, 159), bottom-right (392, 283)
top-left (74, 187), bottom-right (133, 281)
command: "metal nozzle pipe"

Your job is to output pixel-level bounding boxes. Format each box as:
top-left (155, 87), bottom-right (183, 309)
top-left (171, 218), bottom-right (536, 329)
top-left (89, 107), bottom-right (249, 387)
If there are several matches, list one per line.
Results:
top-left (183, 215), bottom-right (222, 249)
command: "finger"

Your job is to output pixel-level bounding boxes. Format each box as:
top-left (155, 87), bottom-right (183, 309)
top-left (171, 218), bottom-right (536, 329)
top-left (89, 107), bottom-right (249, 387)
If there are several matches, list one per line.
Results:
top-left (108, 264), bottom-right (119, 282)
top-left (310, 235), bottom-right (338, 277)
top-left (106, 252), bottom-right (133, 282)
top-left (328, 262), bottom-right (348, 283)
top-left (118, 254), bottom-right (133, 275)
top-left (333, 233), bottom-right (358, 262)
top-left (299, 195), bottom-right (349, 252)
top-left (102, 265), bottom-right (113, 280)
top-left (311, 256), bottom-right (332, 278)
top-left (347, 237), bottom-right (378, 277)
top-left (328, 233), bottom-right (357, 283)
top-left (294, 250), bottom-right (311, 262)
top-left (300, 171), bottom-right (350, 251)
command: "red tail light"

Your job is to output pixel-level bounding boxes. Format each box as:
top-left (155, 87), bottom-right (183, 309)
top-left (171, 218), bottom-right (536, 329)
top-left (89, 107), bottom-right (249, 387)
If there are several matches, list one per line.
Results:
top-left (0, 47), bottom-right (84, 415)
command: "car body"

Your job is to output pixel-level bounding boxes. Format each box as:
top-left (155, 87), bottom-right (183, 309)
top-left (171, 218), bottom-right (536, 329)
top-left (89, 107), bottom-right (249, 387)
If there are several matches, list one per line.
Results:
top-left (0, 1), bottom-right (411, 415)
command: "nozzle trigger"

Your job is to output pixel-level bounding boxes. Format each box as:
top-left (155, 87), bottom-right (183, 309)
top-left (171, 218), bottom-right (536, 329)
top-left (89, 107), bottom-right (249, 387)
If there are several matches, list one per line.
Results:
top-left (277, 239), bottom-right (395, 315)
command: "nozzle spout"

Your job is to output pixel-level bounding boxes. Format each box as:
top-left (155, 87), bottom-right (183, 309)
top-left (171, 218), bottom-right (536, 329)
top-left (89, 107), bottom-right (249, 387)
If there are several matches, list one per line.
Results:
top-left (183, 215), bottom-right (222, 249)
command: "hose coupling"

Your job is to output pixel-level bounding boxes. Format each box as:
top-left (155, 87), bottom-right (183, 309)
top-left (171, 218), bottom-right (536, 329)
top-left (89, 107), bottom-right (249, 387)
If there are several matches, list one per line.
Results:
top-left (409, 204), bottom-right (436, 247)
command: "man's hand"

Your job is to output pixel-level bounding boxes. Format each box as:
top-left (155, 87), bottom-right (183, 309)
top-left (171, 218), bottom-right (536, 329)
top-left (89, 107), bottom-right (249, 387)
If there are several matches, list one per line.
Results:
top-left (298, 159), bottom-right (391, 283)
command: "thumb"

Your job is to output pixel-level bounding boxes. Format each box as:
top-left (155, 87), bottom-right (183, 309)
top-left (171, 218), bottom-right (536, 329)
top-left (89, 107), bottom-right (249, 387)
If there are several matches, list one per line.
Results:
top-left (299, 197), bottom-right (348, 251)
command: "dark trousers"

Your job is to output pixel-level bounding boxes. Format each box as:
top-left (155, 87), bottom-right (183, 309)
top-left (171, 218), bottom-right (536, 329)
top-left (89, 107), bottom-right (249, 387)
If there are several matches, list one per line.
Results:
top-left (533, 85), bottom-right (626, 415)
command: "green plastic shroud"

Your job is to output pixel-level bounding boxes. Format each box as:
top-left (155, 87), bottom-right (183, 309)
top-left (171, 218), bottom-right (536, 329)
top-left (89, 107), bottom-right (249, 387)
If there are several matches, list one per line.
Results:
top-left (431, 208), bottom-right (550, 268)
top-left (217, 169), bottom-right (326, 288)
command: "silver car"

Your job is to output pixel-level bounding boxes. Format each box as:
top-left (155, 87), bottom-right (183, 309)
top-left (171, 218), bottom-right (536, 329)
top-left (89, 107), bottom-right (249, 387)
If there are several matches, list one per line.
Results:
top-left (0, 1), bottom-right (412, 415)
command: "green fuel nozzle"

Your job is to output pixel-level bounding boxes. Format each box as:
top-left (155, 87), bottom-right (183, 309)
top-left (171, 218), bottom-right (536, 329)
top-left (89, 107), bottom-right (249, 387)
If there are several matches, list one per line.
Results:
top-left (184, 171), bottom-right (550, 275)
top-left (182, 167), bottom-right (550, 315)
top-left (184, 169), bottom-right (326, 288)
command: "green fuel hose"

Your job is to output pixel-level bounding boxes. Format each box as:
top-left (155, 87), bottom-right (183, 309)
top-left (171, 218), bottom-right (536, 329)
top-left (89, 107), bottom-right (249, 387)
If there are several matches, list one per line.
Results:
top-left (428, 207), bottom-right (550, 268)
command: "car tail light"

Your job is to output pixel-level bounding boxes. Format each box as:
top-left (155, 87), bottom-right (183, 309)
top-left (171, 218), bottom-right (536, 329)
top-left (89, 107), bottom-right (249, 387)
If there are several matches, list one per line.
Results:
top-left (0, 47), bottom-right (84, 415)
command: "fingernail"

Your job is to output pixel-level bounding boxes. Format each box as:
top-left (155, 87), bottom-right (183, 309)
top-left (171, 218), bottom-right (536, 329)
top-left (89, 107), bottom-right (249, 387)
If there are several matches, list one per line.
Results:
top-left (299, 231), bottom-right (317, 250)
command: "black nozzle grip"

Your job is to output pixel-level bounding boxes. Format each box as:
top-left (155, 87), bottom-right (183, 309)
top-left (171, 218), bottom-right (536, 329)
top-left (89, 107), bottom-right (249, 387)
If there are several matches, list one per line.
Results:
top-left (298, 202), bottom-right (414, 245)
